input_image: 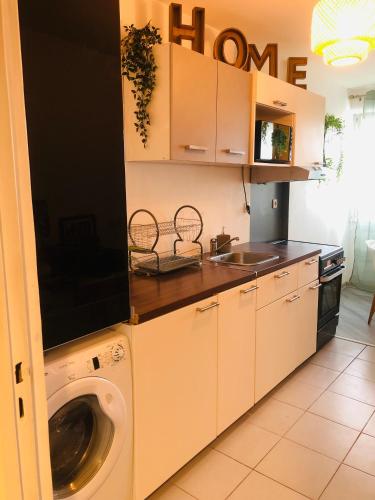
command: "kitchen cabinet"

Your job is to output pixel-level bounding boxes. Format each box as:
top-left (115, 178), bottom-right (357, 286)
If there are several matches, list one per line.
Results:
top-left (248, 70), bottom-right (325, 170)
top-left (216, 61), bottom-right (250, 165)
top-left (128, 297), bottom-right (218, 500)
top-left (254, 70), bottom-right (297, 113)
top-left (217, 282), bottom-right (256, 434)
top-left (298, 256), bottom-right (319, 288)
top-left (256, 264), bottom-right (299, 310)
top-left (294, 280), bottom-right (320, 367)
top-left (124, 43), bottom-right (250, 165)
top-left (293, 89), bottom-right (325, 169)
top-left (255, 273), bottom-right (319, 402)
top-left (171, 44), bottom-right (217, 163)
top-left (255, 291), bottom-right (299, 402)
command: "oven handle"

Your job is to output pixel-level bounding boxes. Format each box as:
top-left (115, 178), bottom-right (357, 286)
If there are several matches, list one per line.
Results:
top-left (320, 266), bottom-right (346, 283)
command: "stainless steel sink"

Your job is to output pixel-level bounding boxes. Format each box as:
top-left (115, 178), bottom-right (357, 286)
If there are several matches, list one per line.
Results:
top-left (208, 251), bottom-right (279, 266)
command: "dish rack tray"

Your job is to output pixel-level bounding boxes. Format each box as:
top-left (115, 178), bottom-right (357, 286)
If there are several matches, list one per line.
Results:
top-left (128, 205), bottom-right (203, 275)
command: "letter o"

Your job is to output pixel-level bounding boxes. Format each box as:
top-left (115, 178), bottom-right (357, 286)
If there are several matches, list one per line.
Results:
top-left (213, 28), bottom-right (248, 68)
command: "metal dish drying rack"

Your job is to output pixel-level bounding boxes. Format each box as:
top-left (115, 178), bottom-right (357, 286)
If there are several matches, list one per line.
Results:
top-left (128, 205), bottom-right (203, 275)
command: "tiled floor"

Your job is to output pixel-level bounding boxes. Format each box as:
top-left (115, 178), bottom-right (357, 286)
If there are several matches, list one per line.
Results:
top-left (149, 339), bottom-right (375, 499)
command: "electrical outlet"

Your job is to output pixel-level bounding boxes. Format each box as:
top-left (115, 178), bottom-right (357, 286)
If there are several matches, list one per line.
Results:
top-left (272, 199), bottom-right (278, 209)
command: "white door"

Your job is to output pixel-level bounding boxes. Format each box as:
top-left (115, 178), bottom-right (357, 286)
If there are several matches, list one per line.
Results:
top-left (48, 377), bottom-right (127, 500)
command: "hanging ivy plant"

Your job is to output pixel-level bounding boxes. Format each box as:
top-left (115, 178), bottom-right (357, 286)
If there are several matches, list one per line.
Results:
top-left (323, 114), bottom-right (345, 178)
top-left (121, 23), bottom-right (162, 147)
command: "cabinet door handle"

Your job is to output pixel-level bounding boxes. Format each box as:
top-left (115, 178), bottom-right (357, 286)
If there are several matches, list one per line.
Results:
top-left (313, 162), bottom-right (324, 166)
top-left (240, 285), bottom-right (258, 294)
top-left (306, 259), bottom-right (318, 265)
top-left (287, 294), bottom-right (300, 303)
top-left (185, 145), bottom-right (208, 152)
top-left (196, 302), bottom-right (219, 313)
top-left (273, 100), bottom-right (287, 107)
top-left (310, 283), bottom-right (322, 290)
top-left (225, 149), bottom-right (245, 156)
top-left (275, 271), bottom-right (290, 279)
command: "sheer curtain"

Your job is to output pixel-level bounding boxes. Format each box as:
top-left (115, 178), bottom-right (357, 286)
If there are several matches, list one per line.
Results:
top-left (344, 90), bottom-right (375, 292)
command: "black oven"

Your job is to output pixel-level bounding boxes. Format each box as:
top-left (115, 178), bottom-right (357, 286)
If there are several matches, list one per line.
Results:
top-left (317, 250), bottom-right (345, 349)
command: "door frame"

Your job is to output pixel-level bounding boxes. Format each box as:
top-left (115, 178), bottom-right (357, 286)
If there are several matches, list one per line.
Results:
top-left (0, 1), bottom-right (52, 498)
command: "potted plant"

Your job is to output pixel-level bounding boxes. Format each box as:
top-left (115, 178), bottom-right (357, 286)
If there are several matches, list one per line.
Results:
top-left (323, 113), bottom-right (345, 178)
top-left (121, 23), bottom-right (162, 147)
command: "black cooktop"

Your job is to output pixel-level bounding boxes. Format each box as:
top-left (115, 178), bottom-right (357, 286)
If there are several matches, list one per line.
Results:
top-left (271, 240), bottom-right (343, 260)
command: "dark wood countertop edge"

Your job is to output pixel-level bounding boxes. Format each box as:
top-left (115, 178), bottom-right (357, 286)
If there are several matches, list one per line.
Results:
top-left (130, 248), bottom-right (321, 325)
top-left (132, 272), bottom-right (257, 324)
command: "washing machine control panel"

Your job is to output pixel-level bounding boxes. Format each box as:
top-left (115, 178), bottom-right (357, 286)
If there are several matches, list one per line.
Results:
top-left (44, 334), bottom-right (129, 390)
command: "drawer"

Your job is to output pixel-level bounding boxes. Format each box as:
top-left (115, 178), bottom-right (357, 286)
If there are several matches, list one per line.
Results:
top-left (298, 256), bottom-right (319, 287)
top-left (257, 264), bottom-right (298, 309)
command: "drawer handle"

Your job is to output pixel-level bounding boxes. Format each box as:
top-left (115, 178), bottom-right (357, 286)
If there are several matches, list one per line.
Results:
top-left (287, 294), bottom-right (300, 303)
top-left (225, 149), bottom-right (245, 156)
top-left (273, 100), bottom-right (287, 107)
top-left (275, 271), bottom-right (290, 279)
top-left (185, 144), bottom-right (208, 152)
top-left (240, 285), bottom-right (258, 294)
top-left (310, 283), bottom-right (322, 290)
top-left (306, 259), bottom-right (318, 265)
top-left (196, 302), bottom-right (219, 313)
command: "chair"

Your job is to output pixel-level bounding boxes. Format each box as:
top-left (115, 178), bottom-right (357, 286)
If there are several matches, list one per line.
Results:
top-left (366, 240), bottom-right (375, 325)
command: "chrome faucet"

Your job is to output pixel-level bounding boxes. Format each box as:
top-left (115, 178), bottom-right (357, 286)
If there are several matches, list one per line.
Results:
top-left (210, 236), bottom-right (240, 256)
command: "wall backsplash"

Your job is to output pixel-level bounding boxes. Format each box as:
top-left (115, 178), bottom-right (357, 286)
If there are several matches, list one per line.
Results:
top-left (125, 162), bottom-right (250, 252)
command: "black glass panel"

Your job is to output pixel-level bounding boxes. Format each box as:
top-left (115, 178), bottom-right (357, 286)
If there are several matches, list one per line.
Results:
top-left (18, 0), bottom-right (130, 349)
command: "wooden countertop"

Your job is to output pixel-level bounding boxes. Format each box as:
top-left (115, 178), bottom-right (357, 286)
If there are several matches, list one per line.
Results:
top-left (129, 241), bottom-right (322, 324)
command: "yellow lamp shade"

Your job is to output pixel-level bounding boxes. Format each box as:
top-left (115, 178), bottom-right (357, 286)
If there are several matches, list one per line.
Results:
top-left (311, 0), bottom-right (375, 66)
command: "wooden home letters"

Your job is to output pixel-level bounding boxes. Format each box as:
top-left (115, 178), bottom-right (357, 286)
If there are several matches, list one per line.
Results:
top-left (169, 3), bottom-right (307, 87)
top-left (169, 3), bottom-right (205, 54)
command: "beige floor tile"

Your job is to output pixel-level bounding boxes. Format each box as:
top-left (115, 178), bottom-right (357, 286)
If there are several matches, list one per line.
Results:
top-left (247, 398), bottom-right (303, 436)
top-left (173, 449), bottom-right (250, 500)
top-left (364, 413), bottom-right (375, 437)
top-left (229, 471), bottom-right (308, 500)
top-left (214, 420), bottom-right (280, 468)
top-left (285, 412), bottom-right (359, 461)
top-left (291, 363), bottom-right (340, 389)
top-left (148, 484), bottom-right (196, 499)
top-left (320, 464), bottom-right (375, 500)
top-left (345, 358), bottom-right (375, 383)
top-left (255, 439), bottom-right (339, 499)
top-left (309, 390), bottom-right (375, 430)
top-left (271, 378), bottom-right (324, 410)
top-left (344, 434), bottom-right (375, 476)
top-left (322, 338), bottom-right (365, 357)
top-left (310, 349), bottom-right (354, 372)
top-left (358, 346), bottom-right (375, 364)
top-left (329, 373), bottom-right (375, 406)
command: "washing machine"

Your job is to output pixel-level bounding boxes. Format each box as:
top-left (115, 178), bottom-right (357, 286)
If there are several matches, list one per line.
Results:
top-left (44, 326), bottom-right (133, 500)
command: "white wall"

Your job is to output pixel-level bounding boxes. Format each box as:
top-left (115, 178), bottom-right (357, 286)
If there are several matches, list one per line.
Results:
top-left (121, 0), bottom-right (251, 251)
top-left (121, 1), bottom-right (351, 266)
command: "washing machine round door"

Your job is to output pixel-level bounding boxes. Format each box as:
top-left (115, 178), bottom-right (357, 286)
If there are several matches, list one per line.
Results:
top-left (48, 377), bottom-right (128, 500)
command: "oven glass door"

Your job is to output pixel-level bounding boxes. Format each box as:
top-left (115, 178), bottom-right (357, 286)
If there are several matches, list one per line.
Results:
top-left (318, 273), bottom-right (342, 329)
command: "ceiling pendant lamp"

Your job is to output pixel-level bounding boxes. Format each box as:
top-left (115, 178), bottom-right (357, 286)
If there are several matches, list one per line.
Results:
top-left (311, 0), bottom-right (375, 66)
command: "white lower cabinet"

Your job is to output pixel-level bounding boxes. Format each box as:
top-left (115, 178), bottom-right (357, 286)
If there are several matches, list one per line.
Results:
top-left (255, 280), bottom-right (319, 402)
top-left (294, 280), bottom-right (320, 367)
top-left (128, 297), bottom-right (219, 500)
top-left (255, 291), bottom-right (298, 402)
top-left (127, 267), bottom-right (319, 498)
top-left (217, 282), bottom-right (256, 434)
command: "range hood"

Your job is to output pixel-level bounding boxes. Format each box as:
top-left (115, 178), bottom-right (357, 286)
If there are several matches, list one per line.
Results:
top-left (250, 165), bottom-right (326, 184)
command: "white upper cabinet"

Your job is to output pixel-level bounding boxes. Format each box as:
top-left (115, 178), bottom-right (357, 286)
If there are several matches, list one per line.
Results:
top-left (171, 44), bottom-right (217, 162)
top-left (216, 61), bottom-right (250, 164)
top-left (124, 43), bottom-right (250, 165)
top-left (249, 70), bottom-right (325, 168)
top-left (293, 89), bottom-right (325, 169)
top-left (254, 71), bottom-right (297, 113)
